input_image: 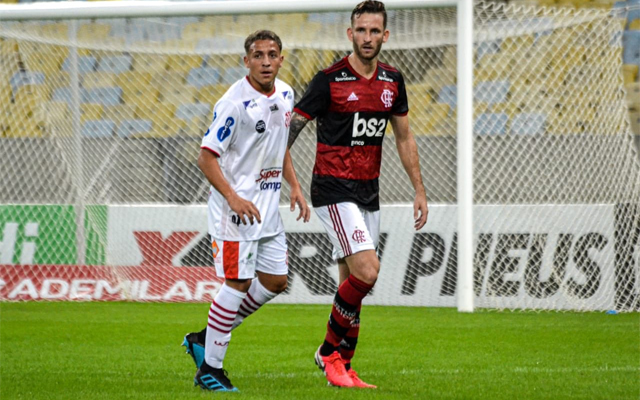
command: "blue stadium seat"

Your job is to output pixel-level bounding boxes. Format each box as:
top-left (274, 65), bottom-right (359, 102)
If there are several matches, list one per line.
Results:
top-left (117, 119), bottom-right (153, 137)
top-left (9, 71), bottom-right (45, 94)
top-left (476, 40), bottom-right (501, 61)
top-left (437, 85), bottom-right (457, 109)
top-left (82, 119), bottom-right (115, 138)
top-left (510, 112), bottom-right (546, 135)
top-left (97, 55), bottom-right (132, 73)
top-left (52, 87), bottom-right (88, 104)
top-left (474, 112), bottom-right (509, 135)
top-left (628, 8), bottom-right (640, 25)
top-left (62, 55), bottom-right (97, 74)
top-left (84, 87), bottom-right (122, 106)
top-left (475, 81), bottom-right (510, 105)
top-left (222, 66), bottom-right (247, 85)
top-left (187, 67), bottom-right (221, 88)
top-left (175, 103), bottom-right (211, 121)
top-left (623, 31), bottom-right (640, 66)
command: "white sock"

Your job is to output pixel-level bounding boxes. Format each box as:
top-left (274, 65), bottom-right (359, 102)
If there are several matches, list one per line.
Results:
top-left (204, 283), bottom-right (246, 369)
top-left (232, 278), bottom-right (278, 330)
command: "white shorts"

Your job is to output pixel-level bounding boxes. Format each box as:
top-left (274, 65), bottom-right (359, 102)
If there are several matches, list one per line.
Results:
top-left (314, 202), bottom-right (380, 260)
top-left (210, 231), bottom-right (288, 280)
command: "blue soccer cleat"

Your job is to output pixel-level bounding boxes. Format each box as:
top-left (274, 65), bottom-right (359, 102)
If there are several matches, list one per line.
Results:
top-left (194, 365), bottom-right (239, 392)
top-left (182, 331), bottom-right (205, 369)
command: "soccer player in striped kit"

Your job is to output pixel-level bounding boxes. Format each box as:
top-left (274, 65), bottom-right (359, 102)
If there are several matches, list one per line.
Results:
top-left (192, 29), bottom-right (310, 392)
top-left (287, 0), bottom-right (429, 388)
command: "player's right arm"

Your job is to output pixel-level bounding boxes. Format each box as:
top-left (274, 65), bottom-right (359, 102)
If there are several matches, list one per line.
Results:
top-left (289, 71), bottom-right (331, 149)
top-left (200, 99), bottom-right (261, 225)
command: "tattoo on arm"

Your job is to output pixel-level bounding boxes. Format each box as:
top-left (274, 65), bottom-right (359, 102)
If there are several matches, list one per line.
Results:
top-left (287, 113), bottom-right (310, 149)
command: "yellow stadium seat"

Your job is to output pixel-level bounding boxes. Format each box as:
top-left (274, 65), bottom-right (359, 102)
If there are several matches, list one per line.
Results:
top-left (122, 85), bottom-right (159, 109)
top-left (23, 52), bottom-right (65, 76)
top-left (626, 83), bottom-right (640, 111)
top-left (82, 72), bottom-right (118, 89)
top-left (135, 102), bottom-right (176, 124)
top-left (166, 54), bottom-right (203, 74)
top-left (150, 71), bottom-right (185, 88)
top-left (623, 64), bottom-right (639, 84)
top-left (407, 82), bottom-right (436, 105)
top-left (6, 116), bottom-right (43, 138)
top-left (0, 38), bottom-right (18, 55)
top-left (182, 117), bottom-right (207, 137)
top-left (630, 19), bottom-right (640, 31)
top-left (46, 71), bottom-right (71, 91)
top-left (150, 116), bottom-right (187, 138)
top-left (81, 103), bottom-right (104, 123)
top-left (412, 103), bottom-right (450, 136)
top-left (77, 23), bottom-right (111, 41)
top-left (132, 54), bottom-right (168, 74)
top-left (196, 84), bottom-right (228, 106)
top-left (103, 104), bottom-right (136, 122)
top-left (182, 22), bottom-right (215, 41)
top-left (41, 23), bottom-right (69, 40)
top-left (159, 85), bottom-right (197, 104)
top-left (629, 110), bottom-right (640, 135)
top-left (116, 70), bottom-right (152, 90)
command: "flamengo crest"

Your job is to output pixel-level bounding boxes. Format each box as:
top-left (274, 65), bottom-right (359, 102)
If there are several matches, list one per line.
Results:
top-left (381, 89), bottom-right (393, 108)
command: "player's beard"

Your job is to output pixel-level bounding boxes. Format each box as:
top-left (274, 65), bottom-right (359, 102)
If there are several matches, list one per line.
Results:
top-left (353, 40), bottom-right (382, 62)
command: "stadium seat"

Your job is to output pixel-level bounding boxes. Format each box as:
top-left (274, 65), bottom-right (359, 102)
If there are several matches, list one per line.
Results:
top-left (167, 54), bottom-right (204, 74)
top-left (222, 66), bottom-right (247, 85)
top-left (103, 104), bottom-right (136, 122)
top-left (132, 54), bottom-right (168, 74)
top-left (195, 84), bottom-right (228, 106)
top-left (175, 103), bottom-right (211, 122)
top-left (150, 71), bottom-right (185, 88)
top-left (135, 102), bottom-right (176, 126)
top-left (41, 23), bottom-right (68, 40)
top-left (510, 112), bottom-right (547, 135)
top-left (475, 81), bottom-right (510, 105)
top-left (159, 85), bottom-right (196, 104)
top-left (476, 39), bottom-right (501, 62)
top-left (84, 86), bottom-right (122, 106)
top-left (150, 116), bottom-right (186, 138)
top-left (13, 84), bottom-right (51, 105)
top-left (77, 23), bottom-right (111, 41)
top-left (122, 86), bottom-right (159, 109)
top-left (23, 52), bottom-right (65, 76)
top-left (62, 55), bottom-right (97, 74)
top-left (630, 19), bottom-right (640, 30)
top-left (474, 112), bottom-right (509, 135)
top-left (628, 8), bottom-right (640, 27)
top-left (182, 22), bottom-right (215, 41)
top-left (416, 103), bottom-right (450, 135)
top-left (117, 119), bottom-right (153, 138)
top-left (626, 82), bottom-right (640, 110)
top-left (82, 72), bottom-right (118, 89)
top-left (622, 31), bottom-right (640, 65)
top-left (47, 70), bottom-right (71, 90)
top-left (97, 54), bottom-right (132, 73)
top-left (187, 66), bottom-right (221, 88)
top-left (437, 84), bottom-right (457, 109)
top-left (622, 64), bottom-right (639, 84)
top-left (9, 71), bottom-right (45, 94)
top-left (81, 119), bottom-right (115, 138)
top-left (80, 103), bottom-right (104, 123)
top-left (51, 87), bottom-right (75, 104)
top-left (144, 19), bottom-right (182, 42)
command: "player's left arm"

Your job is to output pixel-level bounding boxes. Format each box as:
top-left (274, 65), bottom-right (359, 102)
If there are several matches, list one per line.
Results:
top-left (390, 114), bottom-right (428, 230)
top-left (283, 148), bottom-right (310, 222)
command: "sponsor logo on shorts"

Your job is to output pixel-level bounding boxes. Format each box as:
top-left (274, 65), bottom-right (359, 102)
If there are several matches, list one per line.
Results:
top-left (211, 240), bottom-right (220, 258)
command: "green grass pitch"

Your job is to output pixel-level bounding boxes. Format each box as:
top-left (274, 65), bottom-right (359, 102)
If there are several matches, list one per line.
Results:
top-left (1, 302), bottom-right (638, 399)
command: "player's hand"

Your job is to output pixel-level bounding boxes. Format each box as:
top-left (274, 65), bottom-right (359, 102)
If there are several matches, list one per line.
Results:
top-left (413, 191), bottom-right (428, 230)
top-left (289, 185), bottom-right (310, 223)
top-left (227, 193), bottom-right (261, 225)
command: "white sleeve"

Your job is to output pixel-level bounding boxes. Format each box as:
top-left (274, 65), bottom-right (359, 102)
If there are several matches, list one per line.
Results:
top-left (200, 99), bottom-right (239, 156)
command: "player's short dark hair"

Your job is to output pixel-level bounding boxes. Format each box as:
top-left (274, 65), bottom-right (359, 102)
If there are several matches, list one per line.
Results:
top-left (351, 1), bottom-right (387, 29)
top-left (244, 30), bottom-right (283, 54)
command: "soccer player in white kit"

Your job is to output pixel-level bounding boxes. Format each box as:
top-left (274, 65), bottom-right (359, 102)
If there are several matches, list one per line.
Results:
top-left (192, 30), bottom-right (310, 392)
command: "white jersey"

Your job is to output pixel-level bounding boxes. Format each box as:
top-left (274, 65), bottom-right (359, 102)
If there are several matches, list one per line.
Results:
top-left (201, 76), bottom-right (294, 241)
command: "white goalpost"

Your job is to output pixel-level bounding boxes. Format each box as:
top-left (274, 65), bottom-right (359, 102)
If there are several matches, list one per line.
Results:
top-left (0, 0), bottom-right (638, 312)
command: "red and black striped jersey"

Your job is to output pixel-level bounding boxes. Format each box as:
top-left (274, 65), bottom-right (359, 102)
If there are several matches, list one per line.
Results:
top-left (293, 56), bottom-right (408, 211)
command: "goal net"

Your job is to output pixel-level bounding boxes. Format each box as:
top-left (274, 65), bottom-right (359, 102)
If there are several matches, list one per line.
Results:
top-left (0, 1), bottom-right (638, 311)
